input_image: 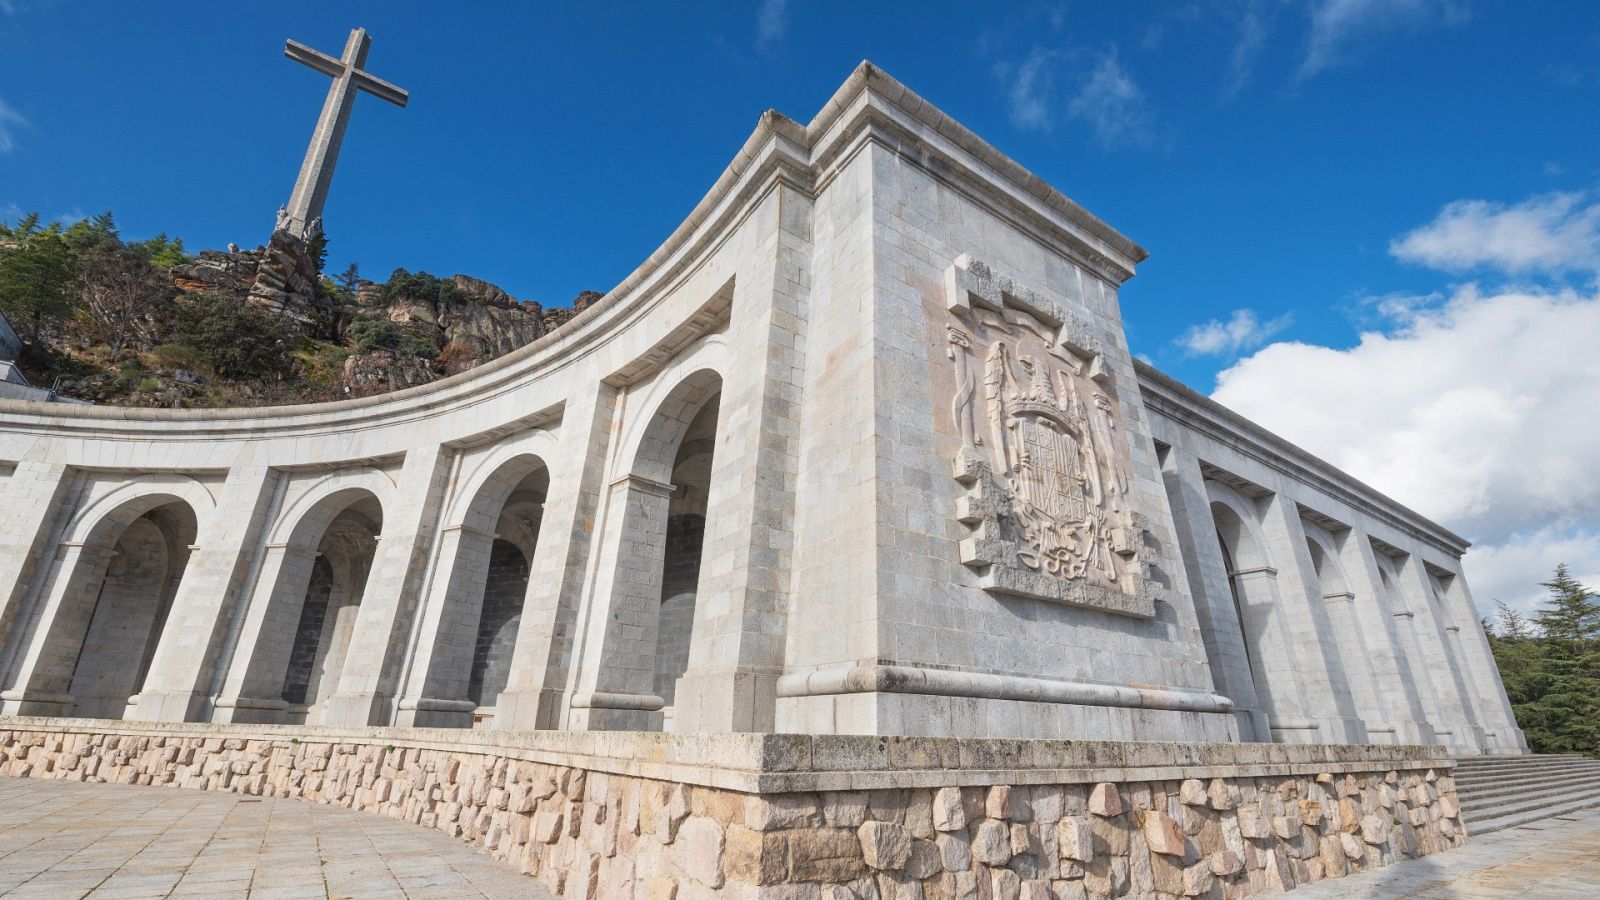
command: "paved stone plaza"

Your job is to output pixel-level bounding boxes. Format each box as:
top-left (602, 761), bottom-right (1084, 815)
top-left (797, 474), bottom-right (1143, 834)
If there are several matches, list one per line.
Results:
top-left (0, 777), bottom-right (540, 899)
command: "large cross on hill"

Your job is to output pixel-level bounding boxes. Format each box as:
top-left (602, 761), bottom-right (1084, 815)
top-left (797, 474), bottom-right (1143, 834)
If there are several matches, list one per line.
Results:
top-left (279, 27), bottom-right (409, 239)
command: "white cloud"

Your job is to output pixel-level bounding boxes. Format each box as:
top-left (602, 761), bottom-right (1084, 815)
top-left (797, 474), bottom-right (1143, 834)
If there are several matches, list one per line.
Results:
top-left (1390, 190), bottom-right (1600, 275)
top-left (1223, 3), bottom-right (1272, 98)
top-left (756, 0), bottom-right (789, 48)
top-left (1210, 284), bottom-right (1600, 618)
top-left (1178, 308), bottom-right (1291, 357)
top-left (1066, 49), bottom-right (1152, 148)
top-left (0, 96), bottom-right (26, 152)
top-left (1003, 48), bottom-right (1060, 132)
top-left (1301, 0), bottom-right (1468, 79)
top-left (1467, 527), bottom-right (1600, 622)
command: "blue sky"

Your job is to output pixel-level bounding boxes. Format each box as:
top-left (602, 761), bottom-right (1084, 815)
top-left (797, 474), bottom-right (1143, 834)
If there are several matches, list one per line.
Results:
top-left (3, 1), bottom-right (1600, 616)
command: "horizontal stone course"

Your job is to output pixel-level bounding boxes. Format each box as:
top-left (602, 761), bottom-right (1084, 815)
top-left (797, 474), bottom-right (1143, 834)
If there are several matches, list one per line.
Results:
top-left (0, 718), bottom-right (1462, 899)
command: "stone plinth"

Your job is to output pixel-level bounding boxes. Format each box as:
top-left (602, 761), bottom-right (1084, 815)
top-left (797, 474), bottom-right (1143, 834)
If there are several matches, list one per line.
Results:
top-left (0, 717), bottom-right (1465, 898)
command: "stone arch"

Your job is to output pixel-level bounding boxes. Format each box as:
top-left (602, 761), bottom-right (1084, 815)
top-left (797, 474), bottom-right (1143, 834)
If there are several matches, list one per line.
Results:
top-left (1203, 481), bottom-right (1313, 741)
top-left (614, 336), bottom-right (728, 485)
top-left (404, 445), bottom-right (552, 727)
top-left (215, 473), bottom-right (389, 724)
top-left (1301, 523), bottom-right (1351, 598)
top-left (569, 364), bottom-right (724, 731)
top-left (0, 476), bottom-right (213, 719)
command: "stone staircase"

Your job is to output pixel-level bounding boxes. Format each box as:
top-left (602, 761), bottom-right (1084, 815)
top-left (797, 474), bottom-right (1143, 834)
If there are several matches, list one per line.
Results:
top-left (1455, 753), bottom-right (1600, 835)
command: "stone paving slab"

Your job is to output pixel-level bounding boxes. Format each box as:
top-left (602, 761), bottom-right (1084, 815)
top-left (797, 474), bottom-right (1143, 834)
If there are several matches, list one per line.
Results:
top-left (0, 777), bottom-right (549, 899)
top-left (1289, 807), bottom-right (1600, 898)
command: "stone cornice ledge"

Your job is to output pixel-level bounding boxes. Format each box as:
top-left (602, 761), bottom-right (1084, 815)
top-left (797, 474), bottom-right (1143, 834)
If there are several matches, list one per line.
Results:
top-left (0, 716), bottom-right (1452, 795)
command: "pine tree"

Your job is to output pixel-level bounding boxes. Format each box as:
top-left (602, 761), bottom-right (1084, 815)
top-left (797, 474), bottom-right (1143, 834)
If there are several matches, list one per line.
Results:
top-left (1518, 565), bottom-right (1600, 756)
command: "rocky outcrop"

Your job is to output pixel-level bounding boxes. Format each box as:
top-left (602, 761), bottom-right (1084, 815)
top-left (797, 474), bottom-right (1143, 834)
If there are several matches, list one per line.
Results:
top-left (247, 228), bottom-right (320, 321)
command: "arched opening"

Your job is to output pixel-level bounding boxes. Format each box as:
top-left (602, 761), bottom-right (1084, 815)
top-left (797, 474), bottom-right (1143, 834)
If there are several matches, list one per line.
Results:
top-left (1211, 500), bottom-right (1266, 689)
top-left (465, 466), bottom-right (547, 718)
top-left (570, 367), bottom-right (722, 732)
top-left (654, 397), bottom-right (718, 710)
top-left (279, 497), bottom-right (382, 722)
top-left (69, 502), bottom-right (197, 718)
top-left (2, 493), bottom-right (200, 720)
top-left (403, 455), bottom-right (548, 729)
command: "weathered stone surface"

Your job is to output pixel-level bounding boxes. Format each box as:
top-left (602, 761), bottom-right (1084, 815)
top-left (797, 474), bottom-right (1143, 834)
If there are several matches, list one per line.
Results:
top-left (1088, 784), bottom-right (1123, 818)
top-left (1179, 779), bottom-right (1208, 806)
top-left (790, 829), bottom-right (867, 883)
top-left (972, 820), bottom-right (1013, 865)
top-left (1142, 810), bottom-right (1187, 857)
top-left (858, 821), bottom-right (913, 871)
top-left (931, 788), bottom-right (965, 832)
top-left (1211, 849), bottom-right (1243, 876)
top-left (1057, 816), bottom-right (1094, 863)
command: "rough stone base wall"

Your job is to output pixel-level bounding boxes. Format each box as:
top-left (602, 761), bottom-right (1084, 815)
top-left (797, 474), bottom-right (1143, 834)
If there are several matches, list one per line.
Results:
top-left (0, 720), bottom-right (1464, 900)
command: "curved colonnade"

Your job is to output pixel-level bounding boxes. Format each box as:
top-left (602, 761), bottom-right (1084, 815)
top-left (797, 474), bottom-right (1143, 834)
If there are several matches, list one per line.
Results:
top-left (0, 64), bottom-right (1524, 755)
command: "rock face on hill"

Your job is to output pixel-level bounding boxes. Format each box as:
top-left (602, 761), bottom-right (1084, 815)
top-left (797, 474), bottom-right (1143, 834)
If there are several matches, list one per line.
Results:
top-left (77, 243), bottom-right (601, 406)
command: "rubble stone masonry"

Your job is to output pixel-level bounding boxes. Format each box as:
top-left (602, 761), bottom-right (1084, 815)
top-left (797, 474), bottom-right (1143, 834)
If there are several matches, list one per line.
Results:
top-left (0, 720), bottom-right (1463, 899)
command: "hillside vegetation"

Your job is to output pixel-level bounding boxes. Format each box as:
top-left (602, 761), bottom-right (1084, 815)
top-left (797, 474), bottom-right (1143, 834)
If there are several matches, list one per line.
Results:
top-left (0, 212), bottom-right (596, 407)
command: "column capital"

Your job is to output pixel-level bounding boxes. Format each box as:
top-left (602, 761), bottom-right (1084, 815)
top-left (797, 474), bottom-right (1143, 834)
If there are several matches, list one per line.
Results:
top-left (609, 473), bottom-right (676, 498)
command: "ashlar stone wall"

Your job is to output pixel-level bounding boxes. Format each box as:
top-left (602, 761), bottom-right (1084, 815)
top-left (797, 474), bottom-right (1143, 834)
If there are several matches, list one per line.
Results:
top-left (0, 720), bottom-right (1463, 900)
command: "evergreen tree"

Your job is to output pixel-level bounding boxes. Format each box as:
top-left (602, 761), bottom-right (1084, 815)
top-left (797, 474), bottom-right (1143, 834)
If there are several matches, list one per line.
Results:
top-left (0, 214), bottom-right (79, 342)
top-left (1516, 565), bottom-right (1600, 755)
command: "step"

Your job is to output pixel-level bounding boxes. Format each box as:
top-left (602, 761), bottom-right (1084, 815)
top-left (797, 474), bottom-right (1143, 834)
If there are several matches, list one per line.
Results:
top-left (1465, 791), bottom-right (1600, 836)
top-left (1457, 768), bottom-right (1600, 795)
top-left (1461, 785), bottom-right (1600, 828)
top-left (1455, 753), bottom-right (1592, 769)
top-left (1455, 758), bottom-right (1595, 776)
top-left (1460, 778), bottom-right (1600, 816)
top-left (1459, 759), bottom-right (1600, 787)
top-left (1452, 762), bottom-right (1600, 784)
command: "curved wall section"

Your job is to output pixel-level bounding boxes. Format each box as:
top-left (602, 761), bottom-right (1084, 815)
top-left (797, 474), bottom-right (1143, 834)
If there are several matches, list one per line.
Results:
top-left (0, 65), bottom-right (1523, 753)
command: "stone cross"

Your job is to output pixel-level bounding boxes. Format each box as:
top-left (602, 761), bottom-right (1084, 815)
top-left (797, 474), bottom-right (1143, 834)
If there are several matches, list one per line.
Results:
top-left (280, 27), bottom-right (408, 238)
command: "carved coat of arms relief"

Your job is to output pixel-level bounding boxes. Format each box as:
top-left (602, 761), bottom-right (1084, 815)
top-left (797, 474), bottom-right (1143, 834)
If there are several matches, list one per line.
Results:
top-left (944, 255), bottom-right (1157, 618)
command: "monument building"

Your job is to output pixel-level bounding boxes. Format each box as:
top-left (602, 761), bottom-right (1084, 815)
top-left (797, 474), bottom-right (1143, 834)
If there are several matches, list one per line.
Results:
top-left (0, 61), bottom-right (1520, 755)
top-left (0, 59), bottom-right (1521, 898)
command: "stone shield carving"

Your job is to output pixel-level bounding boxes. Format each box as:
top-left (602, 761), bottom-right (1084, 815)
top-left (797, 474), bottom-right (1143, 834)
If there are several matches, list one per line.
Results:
top-left (944, 255), bottom-right (1156, 618)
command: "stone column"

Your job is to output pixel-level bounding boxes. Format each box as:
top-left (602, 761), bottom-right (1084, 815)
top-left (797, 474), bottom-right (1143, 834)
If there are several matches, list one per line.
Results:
top-left (1257, 496), bottom-right (1368, 743)
top-left (1340, 532), bottom-right (1438, 746)
top-left (129, 465), bottom-right (276, 722)
top-left (394, 521), bottom-right (496, 728)
top-left (495, 382), bottom-right (615, 731)
top-left (1440, 572), bottom-right (1528, 752)
top-left (671, 186), bottom-right (808, 734)
top-left (210, 542), bottom-right (320, 723)
top-left (1393, 552), bottom-right (1485, 753)
top-left (1158, 450), bottom-right (1269, 741)
top-left (0, 461), bottom-right (73, 661)
top-left (1226, 566), bottom-right (1319, 741)
top-left (563, 473), bottom-right (675, 731)
top-left (320, 445), bottom-right (450, 726)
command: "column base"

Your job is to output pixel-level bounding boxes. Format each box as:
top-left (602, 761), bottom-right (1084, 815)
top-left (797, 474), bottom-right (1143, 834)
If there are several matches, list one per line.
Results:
top-left (491, 687), bottom-right (565, 731)
top-left (0, 689), bottom-right (75, 717)
top-left (393, 697), bottom-right (476, 729)
top-left (125, 689), bottom-right (208, 723)
top-left (670, 669), bottom-right (779, 733)
top-left (317, 691), bottom-right (390, 727)
top-left (210, 695), bottom-right (290, 724)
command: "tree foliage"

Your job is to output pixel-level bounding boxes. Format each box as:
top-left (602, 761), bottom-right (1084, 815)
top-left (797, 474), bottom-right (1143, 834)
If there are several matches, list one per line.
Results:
top-left (173, 292), bottom-right (299, 379)
top-left (1486, 564), bottom-right (1600, 756)
top-left (0, 214), bottom-right (79, 341)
